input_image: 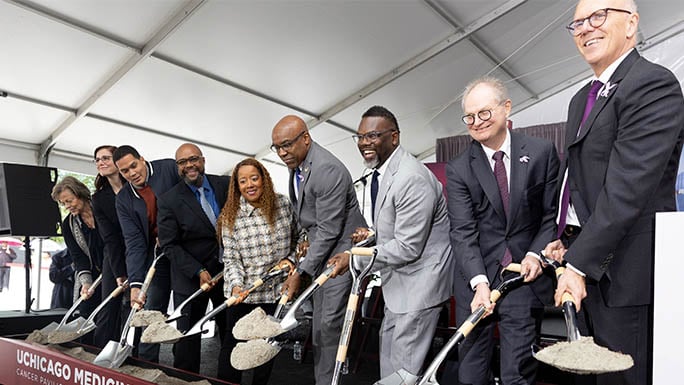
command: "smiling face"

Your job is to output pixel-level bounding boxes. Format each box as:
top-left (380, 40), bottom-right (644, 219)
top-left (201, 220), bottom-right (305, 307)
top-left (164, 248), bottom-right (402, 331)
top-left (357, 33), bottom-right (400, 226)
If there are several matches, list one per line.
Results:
top-left (462, 83), bottom-right (511, 150)
top-left (356, 116), bottom-right (398, 169)
top-left (573, 0), bottom-right (638, 76)
top-left (237, 165), bottom-right (264, 204)
top-left (95, 148), bottom-right (118, 178)
top-left (115, 154), bottom-right (148, 187)
top-left (175, 143), bottom-right (206, 186)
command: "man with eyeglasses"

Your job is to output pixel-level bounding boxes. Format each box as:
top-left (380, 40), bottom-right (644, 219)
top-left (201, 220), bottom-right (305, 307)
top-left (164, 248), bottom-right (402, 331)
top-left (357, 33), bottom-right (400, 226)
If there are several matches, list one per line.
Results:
top-left (446, 77), bottom-right (559, 385)
top-left (544, 1), bottom-right (684, 384)
top-left (156, 143), bottom-right (229, 378)
top-left (271, 115), bottom-right (366, 385)
top-left (328, 105), bottom-right (453, 385)
top-left (113, 145), bottom-right (180, 362)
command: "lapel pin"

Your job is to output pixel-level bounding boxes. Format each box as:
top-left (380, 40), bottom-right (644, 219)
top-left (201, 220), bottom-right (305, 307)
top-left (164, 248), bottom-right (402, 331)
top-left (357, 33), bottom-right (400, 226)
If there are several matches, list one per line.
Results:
top-left (519, 155), bottom-right (530, 163)
top-left (600, 81), bottom-right (617, 98)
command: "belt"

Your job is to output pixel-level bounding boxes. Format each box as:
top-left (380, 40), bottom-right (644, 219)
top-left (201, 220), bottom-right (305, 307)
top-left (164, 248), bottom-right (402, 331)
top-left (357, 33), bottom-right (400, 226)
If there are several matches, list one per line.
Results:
top-left (563, 225), bottom-right (582, 237)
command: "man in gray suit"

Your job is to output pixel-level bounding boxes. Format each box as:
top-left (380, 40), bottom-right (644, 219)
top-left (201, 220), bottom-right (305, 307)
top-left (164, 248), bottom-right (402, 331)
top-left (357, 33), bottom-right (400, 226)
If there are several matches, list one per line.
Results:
top-left (330, 106), bottom-right (453, 385)
top-left (272, 115), bottom-right (366, 385)
top-left (447, 77), bottom-right (558, 385)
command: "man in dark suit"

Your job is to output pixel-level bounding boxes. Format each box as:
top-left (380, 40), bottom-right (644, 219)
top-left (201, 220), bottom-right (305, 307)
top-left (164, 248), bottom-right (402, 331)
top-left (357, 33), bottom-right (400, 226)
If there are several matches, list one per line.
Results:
top-left (447, 77), bottom-right (559, 385)
top-left (113, 145), bottom-right (180, 362)
top-left (272, 115), bottom-right (366, 385)
top-left (157, 143), bottom-right (229, 377)
top-left (544, 1), bottom-right (684, 384)
top-left (330, 106), bottom-right (454, 385)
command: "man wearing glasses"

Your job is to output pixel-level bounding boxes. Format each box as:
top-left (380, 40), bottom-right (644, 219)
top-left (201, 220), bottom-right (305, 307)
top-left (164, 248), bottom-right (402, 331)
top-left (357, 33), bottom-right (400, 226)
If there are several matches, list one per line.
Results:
top-left (446, 77), bottom-right (559, 385)
top-left (329, 105), bottom-right (453, 385)
top-left (113, 145), bottom-right (180, 362)
top-left (271, 115), bottom-right (366, 385)
top-left (157, 143), bottom-right (229, 378)
top-left (544, 1), bottom-right (684, 384)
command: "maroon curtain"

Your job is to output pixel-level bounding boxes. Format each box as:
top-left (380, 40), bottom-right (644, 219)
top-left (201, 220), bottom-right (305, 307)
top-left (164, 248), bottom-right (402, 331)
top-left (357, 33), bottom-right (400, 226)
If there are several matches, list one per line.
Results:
top-left (436, 122), bottom-right (567, 162)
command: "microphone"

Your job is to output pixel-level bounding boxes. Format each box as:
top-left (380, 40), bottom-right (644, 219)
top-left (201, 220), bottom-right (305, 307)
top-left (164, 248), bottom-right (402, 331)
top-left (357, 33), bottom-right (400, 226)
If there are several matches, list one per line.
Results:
top-left (353, 170), bottom-right (374, 185)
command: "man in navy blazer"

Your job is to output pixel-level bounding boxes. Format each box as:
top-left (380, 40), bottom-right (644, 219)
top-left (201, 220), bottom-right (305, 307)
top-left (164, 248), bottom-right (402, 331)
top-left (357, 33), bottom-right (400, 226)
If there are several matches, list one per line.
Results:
top-left (114, 145), bottom-right (180, 362)
top-left (447, 77), bottom-right (559, 385)
top-left (157, 143), bottom-right (229, 377)
top-left (545, 1), bottom-right (684, 384)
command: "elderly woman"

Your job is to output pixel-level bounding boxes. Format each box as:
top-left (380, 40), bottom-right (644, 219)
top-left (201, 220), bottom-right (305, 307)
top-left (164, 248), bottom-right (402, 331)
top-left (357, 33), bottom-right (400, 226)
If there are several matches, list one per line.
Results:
top-left (51, 176), bottom-right (106, 347)
top-left (216, 158), bottom-right (300, 384)
top-left (91, 145), bottom-right (128, 344)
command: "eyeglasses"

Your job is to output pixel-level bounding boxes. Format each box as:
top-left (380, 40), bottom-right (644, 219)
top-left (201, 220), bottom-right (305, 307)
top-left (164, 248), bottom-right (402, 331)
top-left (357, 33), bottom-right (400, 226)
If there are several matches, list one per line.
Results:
top-left (175, 155), bottom-right (203, 166)
top-left (59, 198), bottom-right (76, 207)
top-left (566, 8), bottom-right (632, 36)
top-left (461, 101), bottom-right (506, 125)
top-left (270, 131), bottom-right (307, 153)
top-left (351, 129), bottom-right (396, 143)
top-left (93, 155), bottom-right (113, 163)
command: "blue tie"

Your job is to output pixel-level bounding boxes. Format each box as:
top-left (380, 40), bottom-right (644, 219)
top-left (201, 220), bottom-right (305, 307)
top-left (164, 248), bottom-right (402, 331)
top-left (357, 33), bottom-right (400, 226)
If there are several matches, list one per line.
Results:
top-left (371, 170), bottom-right (379, 222)
top-left (198, 187), bottom-right (217, 228)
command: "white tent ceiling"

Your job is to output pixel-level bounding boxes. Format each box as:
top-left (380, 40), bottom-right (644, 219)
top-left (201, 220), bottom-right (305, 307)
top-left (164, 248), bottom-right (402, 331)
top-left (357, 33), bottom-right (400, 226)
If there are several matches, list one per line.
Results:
top-left (1, 0), bottom-right (683, 190)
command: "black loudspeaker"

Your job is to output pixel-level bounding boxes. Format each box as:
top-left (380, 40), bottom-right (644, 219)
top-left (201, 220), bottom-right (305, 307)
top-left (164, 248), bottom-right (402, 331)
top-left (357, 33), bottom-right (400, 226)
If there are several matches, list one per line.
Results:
top-left (0, 163), bottom-right (61, 237)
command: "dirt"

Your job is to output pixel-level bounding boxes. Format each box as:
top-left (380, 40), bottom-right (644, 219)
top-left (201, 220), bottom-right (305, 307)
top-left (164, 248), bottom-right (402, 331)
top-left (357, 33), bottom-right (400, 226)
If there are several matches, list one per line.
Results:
top-left (230, 339), bottom-right (280, 370)
top-left (131, 309), bottom-right (166, 327)
top-left (233, 307), bottom-right (284, 340)
top-left (140, 320), bottom-right (183, 343)
top-left (47, 330), bottom-right (82, 344)
top-left (535, 336), bottom-right (634, 374)
top-left (25, 330), bottom-right (49, 344)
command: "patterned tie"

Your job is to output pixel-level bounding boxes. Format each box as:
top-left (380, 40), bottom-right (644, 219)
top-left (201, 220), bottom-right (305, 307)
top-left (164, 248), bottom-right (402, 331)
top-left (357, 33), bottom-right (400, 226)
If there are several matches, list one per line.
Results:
top-left (492, 151), bottom-right (512, 266)
top-left (370, 170), bottom-right (379, 222)
top-left (198, 187), bottom-right (217, 228)
top-left (557, 80), bottom-right (604, 237)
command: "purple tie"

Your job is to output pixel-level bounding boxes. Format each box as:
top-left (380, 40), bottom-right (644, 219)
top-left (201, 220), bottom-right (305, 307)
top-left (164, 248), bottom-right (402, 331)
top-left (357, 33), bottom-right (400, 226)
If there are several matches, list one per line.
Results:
top-left (557, 80), bottom-right (604, 237)
top-left (493, 150), bottom-right (512, 265)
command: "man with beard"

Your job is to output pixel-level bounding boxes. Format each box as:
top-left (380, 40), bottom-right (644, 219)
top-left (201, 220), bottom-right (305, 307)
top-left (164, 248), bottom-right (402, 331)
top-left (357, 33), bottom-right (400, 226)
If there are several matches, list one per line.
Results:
top-left (113, 145), bottom-right (179, 362)
top-left (272, 115), bottom-right (366, 385)
top-left (157, 143), bottom-right (229, 377)
top-left (329, 106), bottom-right (453, 385)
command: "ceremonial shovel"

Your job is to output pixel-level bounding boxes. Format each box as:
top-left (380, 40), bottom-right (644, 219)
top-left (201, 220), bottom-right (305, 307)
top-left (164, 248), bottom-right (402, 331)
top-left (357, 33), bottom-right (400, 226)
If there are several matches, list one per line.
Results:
top-left (41, 274), bottom-right (104, 336)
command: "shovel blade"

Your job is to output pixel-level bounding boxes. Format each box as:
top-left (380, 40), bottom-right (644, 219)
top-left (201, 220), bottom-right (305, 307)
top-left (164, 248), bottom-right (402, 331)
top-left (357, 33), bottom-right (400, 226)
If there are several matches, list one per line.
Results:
top-left (93, 341), bottom-right (133, 369)
top-left (39, 322), bottom-right (60, 334)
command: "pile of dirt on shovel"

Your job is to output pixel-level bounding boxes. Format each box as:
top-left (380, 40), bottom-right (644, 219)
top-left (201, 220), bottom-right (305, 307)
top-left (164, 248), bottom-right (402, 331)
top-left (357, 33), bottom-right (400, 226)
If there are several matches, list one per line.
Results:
top-left (25, 330), bottom-right (49, 344)
top-left (131, 310), bottom-right (166, 327)
top-left (231, 339), bottom-right (280, 370)
top-left (233, 307), bottom-right (283, 340)
top-left (141, 320), bottom-right (183, 343)
top-left (535, 336), bottom-right (634, 374)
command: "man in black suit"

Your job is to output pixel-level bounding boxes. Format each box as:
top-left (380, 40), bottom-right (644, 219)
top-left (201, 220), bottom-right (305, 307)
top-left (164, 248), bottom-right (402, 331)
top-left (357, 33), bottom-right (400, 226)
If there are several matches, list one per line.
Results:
top-left (544, 1), bottom-right (684, 384)
top-left (447, 77), bottom-right (559, 385)
top-left (157, 143), bottom-right (229, 377)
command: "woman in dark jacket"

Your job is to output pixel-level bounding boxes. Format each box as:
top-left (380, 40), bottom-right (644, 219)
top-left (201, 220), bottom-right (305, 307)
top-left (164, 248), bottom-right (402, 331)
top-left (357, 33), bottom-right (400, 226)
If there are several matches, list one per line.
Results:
top-left (49, 248), bottom-right (74, 309)
top-left (52, 176), bottom-right (106, 347)
top-left (91, 145), bottom-right (128, 343)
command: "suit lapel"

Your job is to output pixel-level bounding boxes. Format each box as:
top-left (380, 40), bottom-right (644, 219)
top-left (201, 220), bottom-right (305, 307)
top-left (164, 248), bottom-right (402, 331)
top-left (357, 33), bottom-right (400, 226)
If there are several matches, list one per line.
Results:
top-left (180, 183), bottom-right (215, 230)
top-left (471, 143), bottom-right (506, 221)
top-left (507, 133), bottom-right (528, 230)
top-left (375, 147), bottom-right (404, 219)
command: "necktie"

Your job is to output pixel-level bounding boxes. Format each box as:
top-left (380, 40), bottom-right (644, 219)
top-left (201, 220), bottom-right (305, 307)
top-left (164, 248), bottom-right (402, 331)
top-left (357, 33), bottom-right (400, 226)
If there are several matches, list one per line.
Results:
top-left (198, 187), bottom-right (217, 228)
top-left (557, 80), bottom-right (604, 237)
top-left (370, 170), bottom-right (379, 222)
top-left (492, 151), bottom-right (512, 266)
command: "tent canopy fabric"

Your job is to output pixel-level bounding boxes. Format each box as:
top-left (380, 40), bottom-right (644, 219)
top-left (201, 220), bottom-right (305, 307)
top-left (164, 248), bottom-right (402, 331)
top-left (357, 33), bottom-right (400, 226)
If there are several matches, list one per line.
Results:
top-left (1, 0), bottom-right (683, 189)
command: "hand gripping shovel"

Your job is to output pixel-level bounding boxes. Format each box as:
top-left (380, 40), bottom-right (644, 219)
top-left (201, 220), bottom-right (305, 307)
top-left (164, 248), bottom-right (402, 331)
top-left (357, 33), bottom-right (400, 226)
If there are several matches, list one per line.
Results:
top-left (42, 275), bottom-right (104, 338)
top-left (48, 280), bottom-right (130, 344)
top-left (331, 246), bottom-right (377, 385)
top-left (417, 263), bottom-right (525, 385)
top-left (93, 252), bottom-right (164, 369)
top-left (144, 262), bottom-right (290, 344)
top-left (532, 260), bottom-right (633, 374)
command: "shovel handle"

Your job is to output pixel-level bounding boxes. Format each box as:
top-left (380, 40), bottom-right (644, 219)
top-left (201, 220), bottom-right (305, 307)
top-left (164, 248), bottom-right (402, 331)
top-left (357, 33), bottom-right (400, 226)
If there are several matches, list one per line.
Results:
top-left (200, 271), bottom-right (224, 291)
top-left (314, 264), bottom-right (336, 286)
top-left (350, 247), bottom-right (375, 256)
top-left (78, 275), bottom-right (104, 300)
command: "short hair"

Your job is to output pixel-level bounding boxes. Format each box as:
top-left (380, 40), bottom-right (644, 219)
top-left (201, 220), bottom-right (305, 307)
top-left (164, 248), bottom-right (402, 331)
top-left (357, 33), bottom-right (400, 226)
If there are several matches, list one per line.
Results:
top-left (94, 145), bottom-right (118, 191)
top-left (112, 145), bottom-right (141, 164)
top-left (461, 76), bottom-right (509, 111)
top-left (51, 176), bottom-right (92, 204)
top-left (361, 106), bottom-right (400, 132)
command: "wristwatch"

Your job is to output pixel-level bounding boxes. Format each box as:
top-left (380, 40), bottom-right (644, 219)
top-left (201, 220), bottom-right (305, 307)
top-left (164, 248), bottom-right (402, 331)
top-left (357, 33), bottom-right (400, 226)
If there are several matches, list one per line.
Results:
top-left (295, 266), bottom-right (307, 277)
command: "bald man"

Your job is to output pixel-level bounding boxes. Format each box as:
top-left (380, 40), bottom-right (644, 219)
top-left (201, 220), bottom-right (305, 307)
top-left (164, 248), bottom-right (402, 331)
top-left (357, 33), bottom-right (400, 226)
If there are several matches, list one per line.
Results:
top-left (545, 1), bottom-right (684, 384)
top-left (157, 143), bottom-right (230, 378)
top-left (272, 116), bottom-right (366, 385)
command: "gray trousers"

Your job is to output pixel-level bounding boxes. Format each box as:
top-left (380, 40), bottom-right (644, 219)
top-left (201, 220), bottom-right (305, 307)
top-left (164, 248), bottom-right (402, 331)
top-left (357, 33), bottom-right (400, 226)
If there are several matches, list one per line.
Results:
top-left (380, 303), bottom-right (443, 377)
top-left (311, 270), bottom-right (351, 385)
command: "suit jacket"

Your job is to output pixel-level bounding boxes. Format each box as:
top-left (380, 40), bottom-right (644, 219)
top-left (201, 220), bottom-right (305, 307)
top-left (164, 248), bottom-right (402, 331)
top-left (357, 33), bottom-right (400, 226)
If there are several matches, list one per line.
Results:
top-left (93, 183), bottom-right (127, 279)
top-left (291, 141), bottom-right (367, 275)
top-left (373, 146), bottom-right (454, 313)
top-left (447, 131), bottom-right (559, 305)
top-left (116, 158), bottom-right (180, 287)
top-left (562, 50), bottom-right (684, 307)
top-left (157, 174), bottom-right (229, 296)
